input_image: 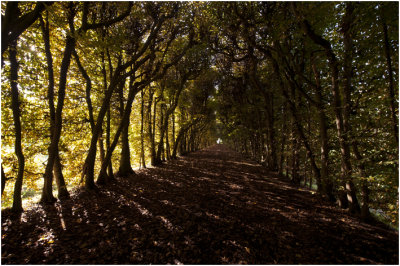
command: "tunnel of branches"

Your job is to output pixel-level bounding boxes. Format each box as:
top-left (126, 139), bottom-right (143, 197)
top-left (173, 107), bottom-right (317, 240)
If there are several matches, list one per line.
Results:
top-left (1, 1), bottom-right (398, 232)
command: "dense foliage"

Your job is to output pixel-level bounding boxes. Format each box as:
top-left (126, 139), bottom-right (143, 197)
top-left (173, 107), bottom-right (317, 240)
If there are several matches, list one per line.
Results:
top-left (1, 2), bottom-right (398, 226)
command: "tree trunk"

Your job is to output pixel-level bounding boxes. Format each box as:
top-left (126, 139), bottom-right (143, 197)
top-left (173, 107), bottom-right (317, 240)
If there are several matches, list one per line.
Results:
top-left (98, 129), bottom-right (106, 166)
top-left (165, 114), bottom-right (171, 160)
top-left (172, 113), bottom-right (176, 149)
top-left (299, 15), bottom-right (360, 212)
top-left (278, 113), bottom-right (287, 176)
top-left (150, 96), bottom-right (158, 165)
top-left (342, 3), bottom-right (360, 214)
top-left (140, 89), bottom-right (146, 168)
top-left (104, 52), bottom-right (114, 180)
top-left (118, 74), bottom-right (134, 177)
top-left (172, 118), bottom-right (199, 159)
top-left (1, 165), bottom-right (6, 196)
top-left (154, 103), bottom-right (165, 165)
top-left (311, 55), bottom-right (333, 201)
top-left (352, 142), bottom-right (370, 220)
top-left (73, 50), bottom-right (95, 130)
top-left (9, 40), bottom-right (24, 212)
top-left (248, 61), bottom-right (277, 170)
top-left (147, 91), bottom-right (156, 166)
top-left (118, 112), bottom-right (134, 176)
top-left (380, 6), bottom-right (399, 147)
top-left (98, 82), bottom-right (142, 181)
top-left (96, 53), bottom-right (114, 185)
top-left (83, 71), bottom-right (123, 190)
top-left (41, 3), bottom-right (76, 203)
top-left (41, 30), bottom-right (75, 203)
top-left (40, 14), bottom-right (70, 200)
top-left (53, 152), bottom-right (69, 199)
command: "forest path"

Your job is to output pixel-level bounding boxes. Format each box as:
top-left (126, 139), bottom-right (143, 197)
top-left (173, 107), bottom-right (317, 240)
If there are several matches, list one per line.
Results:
top-left (2, 144), bottom-right (398, 264)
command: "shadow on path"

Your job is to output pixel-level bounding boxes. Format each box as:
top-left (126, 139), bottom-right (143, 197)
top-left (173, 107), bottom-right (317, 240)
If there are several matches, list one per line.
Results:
top-left (2, 144), bottom-right (398, 264)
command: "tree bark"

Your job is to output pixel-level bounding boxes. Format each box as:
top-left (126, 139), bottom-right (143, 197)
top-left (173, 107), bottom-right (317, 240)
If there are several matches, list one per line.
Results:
top-left (298, 13), bottom-right (360, 212)
top-left (311, 55), bottom-right (334, 201)
top-left (278, 106), bottom-right (287, 176)
top-left (271, 50), bottom-right (322, 190)
top-left (73, 50), bottom-right (95, 130)
top-left (155, 77), bottom-right (187, 164)
top-left (155, 103), bottom-right (165, 165)
top-left (165, 113), bottom-right (171, 160)
top-left (83, 69), bottom-right (122, 190)
top-left (40, 14), bottom-right (69, 200)
top-left (248, 60), bottom-right (277, 170)
top-left (118, 76), bottom-right (135, 177)
top-left (342, 3), bottom-right (360, 214)
top-left (147, 90), bottom-right (156, 166)
top-left (41, 4), bottom-right (75, 203)
top-left (40, 37), bottom-right (74, 202)
top-left (172, 119), bottom-right (200, 159)
top-left (106, 84), bottom-right (114, 179)
top-left (9, 40), bottom-right (25, 212)
top-left (140, 89), bottom-right (146, 168)
top-left (352, 142), bottom-right (370, 220)
top-left (1, 164), bottom-right (6, 196)
top-left (98, 80), bottom-right (152, 181)
top-left (380, 6), bottom-right (399, 147)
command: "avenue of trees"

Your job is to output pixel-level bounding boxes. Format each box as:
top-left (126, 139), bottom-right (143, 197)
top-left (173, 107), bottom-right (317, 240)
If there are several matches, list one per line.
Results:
top-left (1, 2), bottom-right (398, 225)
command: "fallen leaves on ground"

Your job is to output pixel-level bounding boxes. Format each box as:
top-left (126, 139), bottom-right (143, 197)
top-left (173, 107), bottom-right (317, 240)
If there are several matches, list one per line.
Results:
top-left (1, 145), bottom-right (398, 264)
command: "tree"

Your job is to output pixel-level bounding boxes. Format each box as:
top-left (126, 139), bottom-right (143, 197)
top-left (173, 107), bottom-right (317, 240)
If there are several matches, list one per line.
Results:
top-left (8, 39), bottom-right (25, 212)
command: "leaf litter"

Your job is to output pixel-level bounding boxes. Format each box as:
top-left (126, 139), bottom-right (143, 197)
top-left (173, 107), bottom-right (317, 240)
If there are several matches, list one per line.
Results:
top-left (1, 145), bottom-right (398, 264)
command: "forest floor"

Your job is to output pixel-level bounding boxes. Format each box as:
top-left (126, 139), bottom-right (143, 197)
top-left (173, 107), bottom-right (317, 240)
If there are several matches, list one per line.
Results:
top-left (1, 144), bottom-right (398, 264)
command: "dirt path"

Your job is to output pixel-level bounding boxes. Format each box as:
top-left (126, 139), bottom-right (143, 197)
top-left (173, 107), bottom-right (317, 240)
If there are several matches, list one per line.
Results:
top-left (1, 145), bottom-right (398, 264)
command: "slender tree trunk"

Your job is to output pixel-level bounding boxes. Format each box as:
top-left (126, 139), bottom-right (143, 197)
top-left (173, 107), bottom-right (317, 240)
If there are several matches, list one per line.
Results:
top-left (41, 5), bottom-right (75, 203)
top-left (98, 83), bottom-right (140, 181)
top-left (9, 40), bottom-right (25, 212)
top-left (147, 91), bottom-right (156, 165)
top-left (40, 14), bottom-right (69, 200)
top-left (267, 94), bottom-right (277, 170)
top-left (165, 113), bottom-right (171, 160)
top-left (96, 53), bottom-right (113, 185)
top-left (118, 74), bottom-right (135, 176)
top-left (41, 34), bottom-right (74, 203)
top-left (73, 50), bottom-right (95, 130)
top-left (83, 71), bottom-right (123, 190)
top-left (380, 7), bottom-right (399, 147)
top-left (172, 118), bottom-right (199, 159)
top-left (290, 82), bottom-right (300, 185)
top-left (140, 89), bottom-right (146, 168)
top-left (1, 165), bottom-right (6, 196)
top-left (299, 15), bottom-right (360, 211)
top-left (118, 109), bottom-right (134, 176)
top-left (161, 107), bottom-right (166, 161)
top-left (98, 129), bottom-right (105, 165)
top-left (150, 96), bottom-right (158, 165)
top-left (279, 114), bottom-right (286, 176)
top-left (104, 56), bottom-right (114, 180)
top-left (268, 50), bottom-right (322, 190)
top-left (342, 3), bottom-right (360, 214)
top-left (311, 56), bottom-right (333, 201)
top-left (352, 142), bottom-right (370, 220)
top-left (172, 113), bottom-right (175, 149)
top-left (248, 61), bottom-right (277, 170)
top-left (173, 129), bottom-right (186, 159)
top-left (53, 152), bottom-right (69, 199)
top-left (154, 103), bottom-right (165, 165)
